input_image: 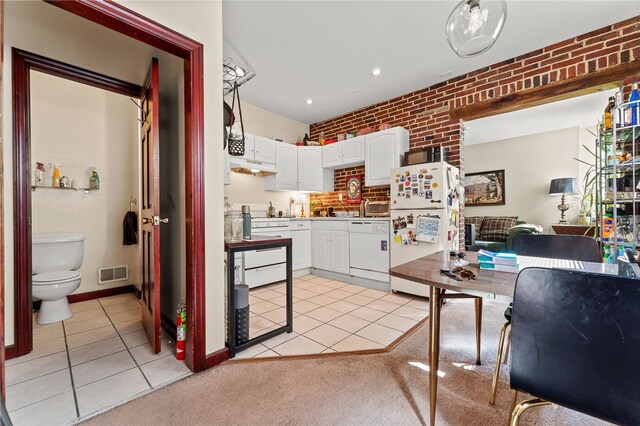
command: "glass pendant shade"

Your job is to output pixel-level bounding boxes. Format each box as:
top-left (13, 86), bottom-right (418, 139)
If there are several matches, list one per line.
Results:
top-left (445, 0), bottom-right (507, 58)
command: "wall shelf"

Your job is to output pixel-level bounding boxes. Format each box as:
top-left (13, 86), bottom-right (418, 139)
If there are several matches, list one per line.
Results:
top-left (31, 185), bottom-right (98, 193)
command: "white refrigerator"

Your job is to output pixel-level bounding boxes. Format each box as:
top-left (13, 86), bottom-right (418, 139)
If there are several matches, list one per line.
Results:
top-left (390, 161), bottom-right (462, 297)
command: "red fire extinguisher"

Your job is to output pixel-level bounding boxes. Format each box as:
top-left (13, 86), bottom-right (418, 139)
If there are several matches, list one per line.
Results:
top-left (176, 302), bottom-right (186, 360)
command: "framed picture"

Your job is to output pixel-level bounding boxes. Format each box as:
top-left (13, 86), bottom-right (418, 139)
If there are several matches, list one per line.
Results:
top-left (463, 169), bottom-right (505, 206)
top-left (345, 175), bottom-right (362, 204)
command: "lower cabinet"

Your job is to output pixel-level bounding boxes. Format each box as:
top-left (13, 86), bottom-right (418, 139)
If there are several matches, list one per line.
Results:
top-left (292, 229), bottom-right (312, 270)
top-left (311, 221), bottom-right (349, 274)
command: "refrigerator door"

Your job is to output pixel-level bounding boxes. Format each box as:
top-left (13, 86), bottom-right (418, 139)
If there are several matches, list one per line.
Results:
top-left (390, 208), bottom-right (450, 297)
top-left (391, 162), bottom-right (450, 210)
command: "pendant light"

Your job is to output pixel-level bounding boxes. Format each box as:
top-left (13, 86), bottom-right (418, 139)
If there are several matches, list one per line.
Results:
top-left (445, 0), bottom-right (507, 58)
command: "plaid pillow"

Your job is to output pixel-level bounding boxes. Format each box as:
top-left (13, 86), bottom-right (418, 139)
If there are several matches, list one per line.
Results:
top-left (465, 216), bottom-right (484, 241)
top-left (480, 216), bottom-right (518, 242)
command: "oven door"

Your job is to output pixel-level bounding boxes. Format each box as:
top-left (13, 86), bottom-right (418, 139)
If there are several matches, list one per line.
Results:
top-left (244, 229), bottom-right (290, 269)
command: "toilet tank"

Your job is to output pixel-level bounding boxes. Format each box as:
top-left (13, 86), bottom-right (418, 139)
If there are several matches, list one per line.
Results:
top-left (32, 233), bottom-right (85, 273)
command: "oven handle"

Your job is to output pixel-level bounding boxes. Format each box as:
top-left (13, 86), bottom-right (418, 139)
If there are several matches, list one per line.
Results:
top-left (256, 264), bottom-right (283, 272)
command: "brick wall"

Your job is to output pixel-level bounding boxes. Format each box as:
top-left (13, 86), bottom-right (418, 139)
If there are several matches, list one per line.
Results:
top-left (309, 17), bottom-right (640, 214)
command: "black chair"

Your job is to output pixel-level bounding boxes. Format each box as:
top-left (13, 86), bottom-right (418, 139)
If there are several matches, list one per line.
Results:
top-left (490, 234), bottom-right (601, 404)
top-left (508, 267), bottom-right (640, 425)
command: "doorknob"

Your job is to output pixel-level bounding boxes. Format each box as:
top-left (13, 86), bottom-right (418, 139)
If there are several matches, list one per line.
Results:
top-left (142, 216), bottom-right (169, 225)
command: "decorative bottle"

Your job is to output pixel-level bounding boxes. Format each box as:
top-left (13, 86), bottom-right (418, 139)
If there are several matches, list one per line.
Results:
top-left (242, 205), bottom-right (251, 240)
top-left (629, 82), bottom-right (640, 126)
top-left (604, 96), bottom-right (615, 131)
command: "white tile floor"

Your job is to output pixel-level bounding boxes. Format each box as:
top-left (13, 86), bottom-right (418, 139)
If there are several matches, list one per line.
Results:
top-left (6, 293), bottom-right (192, 425)
top-left (235, 274), bottom-right (429, 359)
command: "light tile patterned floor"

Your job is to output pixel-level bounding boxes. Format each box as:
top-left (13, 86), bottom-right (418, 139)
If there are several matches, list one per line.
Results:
top-left (6, 293), bottom-right (192, 425)
top-left (235, 275), bottom-right (428, 359)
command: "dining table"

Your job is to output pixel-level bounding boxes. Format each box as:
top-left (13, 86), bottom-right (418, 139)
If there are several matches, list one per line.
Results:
top-left (388, 250), bottom-right (617, 426)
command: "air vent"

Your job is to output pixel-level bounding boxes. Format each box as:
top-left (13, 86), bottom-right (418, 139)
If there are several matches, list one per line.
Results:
top-left (98, 265), bottom-right (129, 284)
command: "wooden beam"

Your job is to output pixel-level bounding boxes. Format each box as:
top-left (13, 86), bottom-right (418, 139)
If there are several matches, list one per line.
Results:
top-left (450, 60), bottom-right (640, 122)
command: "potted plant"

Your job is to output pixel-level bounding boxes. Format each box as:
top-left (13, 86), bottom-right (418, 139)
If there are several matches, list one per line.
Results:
top-left (574, 143), bottom-right (598, 226)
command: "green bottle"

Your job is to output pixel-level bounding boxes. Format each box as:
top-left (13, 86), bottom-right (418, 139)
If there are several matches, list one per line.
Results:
top-left (89, 169), bottom-right (100, 190)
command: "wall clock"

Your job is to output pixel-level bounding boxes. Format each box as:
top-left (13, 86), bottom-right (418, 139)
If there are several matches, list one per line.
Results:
top-left (346, 175), bottom-right (362, 204)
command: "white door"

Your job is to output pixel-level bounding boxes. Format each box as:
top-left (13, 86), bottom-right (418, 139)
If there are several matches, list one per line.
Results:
top-left (322, 143), bottom-right (343, 169)
top-left (330, 231), bottom-right (350, 274)
top-left (274, 143), bottom-right (298, 190)
top-left (238, 132), bottom-right (255, 161)
top-left (365, 131), bottom-right (396, 186)
top-left (298, 146), bottom-right (323, 191)
top-left (342, 135), bottom-right (365, 166)
top-left (292, 229), bottom-right (312, 270)
top-left (254, 135), bottom-right (276, 163)
top-left (312, 229), bottom-right (331, 270)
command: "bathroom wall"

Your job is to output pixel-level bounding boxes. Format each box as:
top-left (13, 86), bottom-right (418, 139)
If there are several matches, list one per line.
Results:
top-left (30, 71), bottom-right (142, 293)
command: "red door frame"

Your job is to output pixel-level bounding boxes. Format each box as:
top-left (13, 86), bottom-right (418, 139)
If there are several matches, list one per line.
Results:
top-left (32, 0), bottom-right (208, 372)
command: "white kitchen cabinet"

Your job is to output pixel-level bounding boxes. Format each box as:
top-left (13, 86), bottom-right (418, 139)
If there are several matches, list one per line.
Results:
top-left (291, 221), bottom-right (312, 270)
top-left (330, 230), bottom-right (350, 274)
top-left (364, 127), bottom-right (410, 187)
top-left (322, 136), bottom-right (365, 170)
top-left (311, 221), bottom-right (349, 273)
top-left (298, 146), bottom-right (334, 192)
top-left (264, 142), bottom-right (298, 191)
top-left (254, 135), bottom-right (276, 164)
top-left (237, 132), bottom-right (255, 161)
top-left (312, 229), bottom-right (332, 270)
top-left (223, 150), bottom-right (230, 185)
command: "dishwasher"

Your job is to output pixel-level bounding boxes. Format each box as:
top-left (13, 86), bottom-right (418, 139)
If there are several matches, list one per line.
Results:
top-left (348, 220), bottom-right (390, 283)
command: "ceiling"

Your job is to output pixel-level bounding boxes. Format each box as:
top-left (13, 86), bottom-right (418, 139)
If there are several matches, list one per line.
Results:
top-left (222, 1), bottom-right (639, 125)
top-left (464, 88), bottom-right (618, 145)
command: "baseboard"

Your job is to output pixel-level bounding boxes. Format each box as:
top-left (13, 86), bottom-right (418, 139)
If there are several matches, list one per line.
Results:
top-left (161, 313), bottom-right (177, 340)
top-left (205, 347), bottom-right (230, 369)
top-left (67, 284), bottom-right (138, 304)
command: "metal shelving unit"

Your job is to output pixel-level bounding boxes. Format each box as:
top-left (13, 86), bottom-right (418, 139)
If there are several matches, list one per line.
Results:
top-left (595, 101), bottom-right (640, 261)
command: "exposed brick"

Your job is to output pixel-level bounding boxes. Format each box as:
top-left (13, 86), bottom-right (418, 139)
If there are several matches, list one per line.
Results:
top-left (576, 25), bottom-right (612, 41)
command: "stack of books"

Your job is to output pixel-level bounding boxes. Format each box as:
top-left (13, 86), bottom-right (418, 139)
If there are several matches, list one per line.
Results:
top-left (477, 249), bottom-right (520, 273)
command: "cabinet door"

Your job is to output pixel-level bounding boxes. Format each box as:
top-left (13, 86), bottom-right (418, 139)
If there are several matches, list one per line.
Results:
top-left (342, 136), bottom-right (365, 167)
top-left (292, 229), bottom-right (312, 270)
top-left (298, 146), bottom-right (324, 191)
top-left (237, 132), bottom-right (255, 161)
top-left (312, 230), bottom-right (331, 270)
top-left (322, 143), bottom-right (343, 169)
top-left (330, 231), bottom-right (350, 274)
top-left (267, 143), bottom-right (298, 191)
top-left (254, 135), bottom-right (276, 163)
top-left (223, 150), bottom-right (230, 185)
top-left (365, 131), bottom-right (397, 187)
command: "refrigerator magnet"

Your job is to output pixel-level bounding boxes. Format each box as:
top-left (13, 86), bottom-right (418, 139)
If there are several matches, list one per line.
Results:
top-left (432, 182), bottom-right (439, 188)
top-left (400, 175), bottom-right (406, 182)
top-left (419, 191), bottom-right (424, 197)
top-left (412, 188), bottom-right (418, 195)
top-left (394, 234), bottom-right (402, 243)
top-left (405, 181), bottom-right (411, 187)
top-left (381, 240), bottom-right (388, 251)
top-left (426, 191), bottom-right (433, 199)
top-left (425, 174), bottom-right (433, 179)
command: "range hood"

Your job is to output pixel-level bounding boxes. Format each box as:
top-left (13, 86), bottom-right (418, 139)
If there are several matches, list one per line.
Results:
top-left (229, 157), bottom-right (277, 176)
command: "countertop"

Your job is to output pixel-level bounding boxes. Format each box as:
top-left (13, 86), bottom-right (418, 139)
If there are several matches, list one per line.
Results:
top-left (224, 235), bottom-right (292, 251)
top-left (289, 217), bottom-right (390, 221)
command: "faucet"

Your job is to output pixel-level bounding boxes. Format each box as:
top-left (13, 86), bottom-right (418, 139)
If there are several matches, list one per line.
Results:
top-left (359, 198), bottom-right (367, 218)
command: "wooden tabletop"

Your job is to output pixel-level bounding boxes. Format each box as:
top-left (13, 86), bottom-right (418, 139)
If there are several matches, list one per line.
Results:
top-left (224, 235), bottom-right (292, 251)
top-left (389, 251), bottom-right (617, 302)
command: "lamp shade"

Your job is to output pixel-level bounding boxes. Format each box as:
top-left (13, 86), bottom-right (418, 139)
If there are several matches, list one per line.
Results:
top-left (445, 0), bottom-right (507, 58)
top-left (549, 178), bottom-right (579, 196)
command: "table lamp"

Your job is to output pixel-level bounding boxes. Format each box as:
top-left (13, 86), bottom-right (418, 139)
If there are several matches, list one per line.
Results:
top-left (549, 177), bottom-right (579, 224)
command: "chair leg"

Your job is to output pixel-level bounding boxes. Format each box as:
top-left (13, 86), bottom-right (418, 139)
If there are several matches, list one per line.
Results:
top-left (508, 390), bottom-right (518, 424)
top-left (510, 398), bottom-right (551, 426)
top-left (474, 297), bottom-right (482, 365)
top-left (503, 324), bottom-right (512, 364)
top-left (489, 321), bottom-right (510, 405)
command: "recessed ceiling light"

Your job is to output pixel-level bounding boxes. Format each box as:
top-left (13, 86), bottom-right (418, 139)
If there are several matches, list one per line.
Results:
top-left (306, 98), bottom-right (313, 105)
top-left (371, 67), bottom-right (381, 77)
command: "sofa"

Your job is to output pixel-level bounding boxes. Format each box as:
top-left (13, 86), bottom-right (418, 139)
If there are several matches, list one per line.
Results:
top-left (465, 216), bottom-right (542, 253)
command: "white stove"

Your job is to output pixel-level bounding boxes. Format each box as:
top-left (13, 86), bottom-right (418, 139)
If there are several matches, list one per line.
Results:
top-left (244, 217), bottom-right (290, 288)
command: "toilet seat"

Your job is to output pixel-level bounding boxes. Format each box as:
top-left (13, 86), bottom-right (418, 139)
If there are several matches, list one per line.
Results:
top-left (33, 271), bottom-right (81, 285)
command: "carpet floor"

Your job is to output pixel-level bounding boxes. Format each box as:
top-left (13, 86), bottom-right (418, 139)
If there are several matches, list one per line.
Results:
top-left (82, 298), bottom-right (609, 425)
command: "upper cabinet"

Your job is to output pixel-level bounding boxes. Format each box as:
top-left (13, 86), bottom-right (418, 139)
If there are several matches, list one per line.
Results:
top-left (298, 147), bottom-right (334, 192)
top-left (364, 127), bottom-right (409, 187)
top-left (322, 136), bottom-right (365, 169)
top-left (253, 135), bottom-right (276, 164)
top-left (265, 145), bottom-right (333, 192)
top-left (265, 142), bottom-right (298, 191)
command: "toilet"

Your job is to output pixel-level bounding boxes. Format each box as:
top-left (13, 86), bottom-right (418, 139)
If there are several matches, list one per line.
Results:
top-left (32, 233), bottom-right (85, 324)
